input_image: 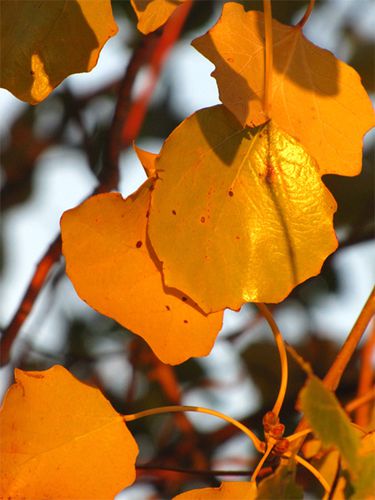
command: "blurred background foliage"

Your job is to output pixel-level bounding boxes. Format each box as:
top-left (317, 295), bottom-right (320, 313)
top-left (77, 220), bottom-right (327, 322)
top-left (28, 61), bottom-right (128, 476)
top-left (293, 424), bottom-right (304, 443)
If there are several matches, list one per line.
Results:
top-left (0, 1), bottom-right (374, 498)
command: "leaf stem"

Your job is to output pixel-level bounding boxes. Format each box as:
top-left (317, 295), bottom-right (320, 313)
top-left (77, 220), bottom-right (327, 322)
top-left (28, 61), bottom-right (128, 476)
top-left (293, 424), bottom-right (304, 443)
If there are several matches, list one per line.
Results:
top-left (296, 0), bottom-right (316, 29)
top-left (251, 438), bottom-right (276, 482)
top-left (324, 286), bottom-right (375, 391)
top-left (263, 0), bottom-right (273, 118)
top-left (293, 454), bottom-right (330, 492)
top-left (124, 405), bottom-right (264, 452)
top-left (257, 304), bottom-right (288, 417)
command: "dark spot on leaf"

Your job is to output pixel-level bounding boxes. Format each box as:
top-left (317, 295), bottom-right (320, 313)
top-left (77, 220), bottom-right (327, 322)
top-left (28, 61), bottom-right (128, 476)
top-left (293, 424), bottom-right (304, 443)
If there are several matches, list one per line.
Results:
top-left (149, 184), bottom-right (154, 191)
top-left (228, 190), bottom-right (234, 197)
top-left (30, 70), bottom-right (35, 75)
top-left (136, 241), bottom-right (142, 248)
top-left (200, 216), bottom-right (206, 223)
top-left (146, 210), bottom-right (150, 218)
top-left (183, 320), bottom-right (188, 324)
top-left (181, 296), bottom-right (187, 302)
top-left (166, 305), bottom-right (170, 311)
top-left (236, 236), bottom-right (240, 240)
top-left (172, 210), bottom-right (176, 215)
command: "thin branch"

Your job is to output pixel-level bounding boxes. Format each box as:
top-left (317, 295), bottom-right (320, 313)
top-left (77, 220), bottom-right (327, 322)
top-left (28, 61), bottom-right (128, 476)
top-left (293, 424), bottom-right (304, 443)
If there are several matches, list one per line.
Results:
top-left (99, 34), bottom-right (158, 191)
top-left (294, 454), bottom-right (330, 493)
top-left (355, 320), bottom-right (375, 426)
top-left (296, 0), bottom-right (316, 28)
top-left (1, 9), bottom-right (191, 362)
top-left (136, 464), bottom-right (253, 477)
top-left (324, 287), bottom-right (375, 391)
top-left (122, 0), bottom-right (193, 144)
top-left (0, 235), bottom-right (61, 365)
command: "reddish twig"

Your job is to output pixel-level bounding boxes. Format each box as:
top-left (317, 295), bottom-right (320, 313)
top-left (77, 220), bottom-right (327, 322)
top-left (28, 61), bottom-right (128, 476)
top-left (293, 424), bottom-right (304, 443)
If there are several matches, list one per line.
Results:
top-left (98, 34), bottom-right (158, 191)
top-left (1, 7), bottom-right (192, 364)
top-left (323, 286), bottom-right (375, 391)
top-left (122, 0), bottom-right (193, 143)
top-left (355, 320), bottom-right (375, 427)
top-left (0, 235), bottom-right (62, 364)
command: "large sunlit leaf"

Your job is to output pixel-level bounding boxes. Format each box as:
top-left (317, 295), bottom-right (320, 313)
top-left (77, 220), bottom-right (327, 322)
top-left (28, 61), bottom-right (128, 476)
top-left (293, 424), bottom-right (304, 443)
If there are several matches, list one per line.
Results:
top-left (0, 365), bottom-right (138, 499)
top-left (0, 0), bottom-right (118, 104)
top-left (148, 105), bottom-right (337, 313)
top-left (300, 375), bottom-right (360, 472)
top-left (173, 481), bottom-right (257, 499)
top-left (131, 0), bottom-right (183, 34)
top-left (61, 180), bottom-right (223, 364)
top-left (192, 3), bottom-right (375, 176)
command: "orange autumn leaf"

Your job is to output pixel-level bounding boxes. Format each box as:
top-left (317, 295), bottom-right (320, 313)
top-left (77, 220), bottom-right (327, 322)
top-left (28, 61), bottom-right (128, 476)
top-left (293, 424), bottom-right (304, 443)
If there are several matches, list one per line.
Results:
top-left (192, 2), bottom-right (375, 176)
top-left (0, 0), bottom-right (118, 104)
top-left (148, 105), bottom-right (337, 313)
top-left (61, 180), bottom-right (223, 364)
top-left (131, 0), bottom-right (184, 34)
top-left (173, 481), bottom-right (257, 499)
top-left (0, 365), bottom-right (138, 499)
top-left (134, 143), bottom-right (158, 178)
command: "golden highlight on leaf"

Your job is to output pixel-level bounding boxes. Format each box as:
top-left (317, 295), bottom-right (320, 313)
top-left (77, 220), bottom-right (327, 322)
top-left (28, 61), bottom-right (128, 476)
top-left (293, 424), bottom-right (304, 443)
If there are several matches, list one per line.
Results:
top-left (0, 365), bottom-right (138, 499)
top-left (131, 0), bottom-right (184, 34)
top-left (173, 481), bottom-right (257, 499)
top-left (0, 0), bottom-right (118, 104)
top-left (61, 181), bottom-right (223, 364)
top-left (148, 105), bottom-right (338, 313)
top-left (192, 3), bottom-right (375, 176)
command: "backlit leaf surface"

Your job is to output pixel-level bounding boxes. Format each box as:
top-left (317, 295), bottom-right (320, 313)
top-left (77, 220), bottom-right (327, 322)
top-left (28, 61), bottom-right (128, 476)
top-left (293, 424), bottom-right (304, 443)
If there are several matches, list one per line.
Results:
top-left (0, 365), bottom-right (138, 499)
top-left (351, 432), bottom-right (375, 499)
top-left (300, 375), bottom-right (360, 471)
top-left (173, 481), bottom-right (257, 499)
top-left (131, 0), bottom-right (183, 34)
top-left (0, 0), bottom-right (118, 104)
top-left (61, 181), bottom-right (223, 364)
top-left (193, 3), bottom-right (375, 176)
top-left (148, 105), bottom-right (337, 313)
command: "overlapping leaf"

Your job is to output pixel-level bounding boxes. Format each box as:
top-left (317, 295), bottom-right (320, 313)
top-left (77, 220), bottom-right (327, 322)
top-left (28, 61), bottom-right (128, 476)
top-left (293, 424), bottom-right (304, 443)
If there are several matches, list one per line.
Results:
top-left (131, 0), bottom-right (184, 34)
top-left (61, 180), bottom-right (223, 364)
top-left (193, 2), bottom-right (375, 176)
top-left (0, 0), bottom-right (118, 104)
top-left (257, 463), bottom-right (303, 499)
top-left (300, 375), bottom-right (360, 471)
top-left (173, 481), bottom-right (257, 499)
top-left (0, 365), bottom-right (138, 499)
top-left (148, 105), bottom-right (337, 313)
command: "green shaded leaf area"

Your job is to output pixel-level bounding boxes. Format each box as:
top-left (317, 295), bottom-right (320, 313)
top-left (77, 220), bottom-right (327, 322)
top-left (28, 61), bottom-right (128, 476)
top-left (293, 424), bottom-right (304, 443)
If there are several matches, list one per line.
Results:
top-left (300, 376), bottom-right (359, 471)
top-left (351, 433), bottom-right (375, 499)
top-left (257, 464), bottom-right (303, 500)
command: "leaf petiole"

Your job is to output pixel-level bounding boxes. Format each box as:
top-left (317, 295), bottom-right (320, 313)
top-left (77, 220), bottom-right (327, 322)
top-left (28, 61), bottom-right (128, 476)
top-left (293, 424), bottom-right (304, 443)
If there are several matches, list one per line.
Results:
top-left (123, 405), bottom-right (264, 452)
top-left (296, 0), bottom-right (316, 29)
top-left (257, 303), bottom-right (288, 417)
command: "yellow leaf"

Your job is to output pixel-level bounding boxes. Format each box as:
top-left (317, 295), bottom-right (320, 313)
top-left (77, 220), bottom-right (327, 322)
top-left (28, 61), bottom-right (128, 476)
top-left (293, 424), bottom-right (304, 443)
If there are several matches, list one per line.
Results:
top-left (192, 3), bottom-right (375, 176)
top-left (131, 0), bottom-right (184, 34)
top-left (0, 365), bottom-right (138, 499)
top-left (173, 481), bottom-right (257, 499)
top-left (61, 180), bottom-right (223, 364)
top-left (134, 143), bottom-right (158, 178)
top-left (148, 105), bottom-right (338, 313)
top-left (0, 0), bottom-right (118, 104)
